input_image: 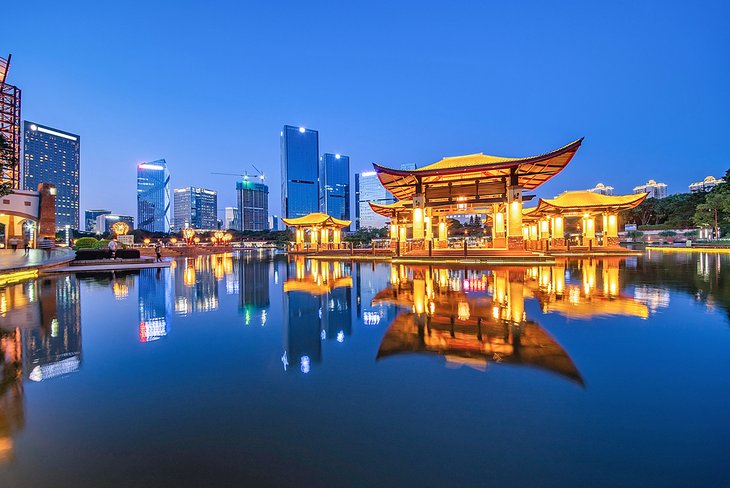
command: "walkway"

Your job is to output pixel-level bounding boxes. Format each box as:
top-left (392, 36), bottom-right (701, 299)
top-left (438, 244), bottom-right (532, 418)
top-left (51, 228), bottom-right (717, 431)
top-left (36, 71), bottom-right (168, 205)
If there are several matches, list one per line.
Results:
top-left (0, 249), bottom-right (75, 274)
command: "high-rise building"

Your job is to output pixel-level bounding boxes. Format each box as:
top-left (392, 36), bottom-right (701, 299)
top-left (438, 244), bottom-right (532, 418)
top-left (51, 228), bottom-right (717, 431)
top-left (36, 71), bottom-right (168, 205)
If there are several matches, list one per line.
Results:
top-left (320, 153), bottom-right (350, 224)
top-left (172, 187), bottom-right (218, 230)
top-left (85, 209), bottom-right (111, 232)
top-left (281, 125), bottom-right (319, 218)
top-left (355, 171), bottom-right (395, 230)
top-left (237, 179), bottom-right (269, 231)
top-left (633, 179), bottom-right (668, 199)
top-left (96, 214), bottom-right (134, 234)
top-left (586, 182), bottom-right (614, 195)
top-left (0, 54), bottom-right (21, 190)
top-left (689, 176), bottom-right (725, 193)
top-left (224, 207), bottom-right (239, 230)
top-left (137, 159), bottom-right (171, 232)
top-left (23, 121), bottom-right (81, 229)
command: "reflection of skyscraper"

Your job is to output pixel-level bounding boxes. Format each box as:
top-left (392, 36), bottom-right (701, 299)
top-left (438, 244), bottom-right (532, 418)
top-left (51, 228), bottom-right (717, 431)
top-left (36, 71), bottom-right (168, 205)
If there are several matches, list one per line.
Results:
top-left (238, 255), bottom-right (271, 325)
top-left (322, 286), bottom-right (352, 342)
top-left (137, 159), bottom-right (171, 232)
top-left (173, 258), bottom-right (219, 315)
top-left (138, 268), bottom-right (172, 342)
top-left (22, 275), bottom-right (82, 382)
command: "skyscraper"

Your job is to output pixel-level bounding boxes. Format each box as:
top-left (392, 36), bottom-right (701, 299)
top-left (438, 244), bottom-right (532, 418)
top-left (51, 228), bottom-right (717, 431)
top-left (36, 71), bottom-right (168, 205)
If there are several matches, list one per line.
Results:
top-left (224, 207), bottom-right (239, 230)
top-left (137, 159), bottom-right (171, 232)
top-left (281, 125), bottom-right (318, 218)
top-left (355, 171), bottom-right (395, 229)
top-left (237, 179), bottom-right (269, 231)
top-left (23, 121), bottom-right (81, 229)
top-left (633, 179), bottom-right (668, 199)
top-left (586, 183), bottom-right (614, 195)
top-left (320, 153), bottom-right (350, 226)
top-left (172, 187), bottom-right (218, 230)
top-left (0, 54), bottom-right (21, 190)
top-left (85, 209), bottom-right (111, 232)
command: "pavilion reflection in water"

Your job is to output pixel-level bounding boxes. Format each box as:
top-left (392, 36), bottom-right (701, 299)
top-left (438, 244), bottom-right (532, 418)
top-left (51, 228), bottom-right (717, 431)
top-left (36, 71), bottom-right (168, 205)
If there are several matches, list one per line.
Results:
top-left (282, 257), bottom-right (353, 373)
top-left (0, 275), bottom-right (82, 462)
top-left (374, 266), bottom-right (584, 383)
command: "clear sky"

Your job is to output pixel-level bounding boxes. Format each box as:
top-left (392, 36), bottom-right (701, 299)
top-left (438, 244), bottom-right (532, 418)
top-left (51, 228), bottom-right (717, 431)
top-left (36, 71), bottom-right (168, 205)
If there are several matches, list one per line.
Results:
top-left (3, 0), bottom-right (729, 219)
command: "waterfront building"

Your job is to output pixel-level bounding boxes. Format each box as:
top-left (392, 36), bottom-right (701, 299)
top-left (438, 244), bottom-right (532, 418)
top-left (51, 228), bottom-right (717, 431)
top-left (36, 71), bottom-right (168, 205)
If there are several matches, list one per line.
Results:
top-left (281, 125), bottom-right (319, 218)
top-left (586, 182), bottom-right (614, 195)
top-left (224, 207), bottom-right (239, 230)
top-left (85, 209), bottom-right (111, 232)
top-left (282, 213), bottom-right (351, 251)
top-left (23, 121), bottom-right (80, 229)
top-left (689, 175), bottom-right (725, 193)
top-left (633, 179), bottom-right (668, 199)
top-left (96, 214), bottom-right (134, 234)
top-left (172, 187), bottom-right (218, 230)
top-left (0, 54), bottom-right (21, 189)
top-left (319, 153), bottom-right (350, 226)
top-left (237, 179), bottom-right (269, 231)
top-left (137, 159), bottom-right (171, 232)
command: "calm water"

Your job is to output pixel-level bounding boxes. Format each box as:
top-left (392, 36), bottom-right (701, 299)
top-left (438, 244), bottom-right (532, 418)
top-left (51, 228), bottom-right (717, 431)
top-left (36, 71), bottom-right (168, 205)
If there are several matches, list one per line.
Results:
top-left (0, 251), bottom-right (729, 487)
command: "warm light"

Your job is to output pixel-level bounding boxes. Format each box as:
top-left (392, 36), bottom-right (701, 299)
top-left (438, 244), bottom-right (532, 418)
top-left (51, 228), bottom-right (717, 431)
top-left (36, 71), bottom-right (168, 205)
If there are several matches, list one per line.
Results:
top-left (143, 238), bottom-right (151, 245)
top-left (170, 238), bottom-right (178, 244)
top-left (193, 237), bottom-right (201, 244)
top-left (111, 221), bottom-right (129, 236)
top-left (182, 227), bottom-right (196, 242)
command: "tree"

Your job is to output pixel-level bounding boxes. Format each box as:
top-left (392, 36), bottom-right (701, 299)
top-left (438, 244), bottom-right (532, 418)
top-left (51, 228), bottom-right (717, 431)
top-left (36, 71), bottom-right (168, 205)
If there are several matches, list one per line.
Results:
top-left (693, 191), bottom-right (730, 238)
top-left (0, 134), bottom-right (17, 197)
top-left (626, 230), bottom-right (644, 241)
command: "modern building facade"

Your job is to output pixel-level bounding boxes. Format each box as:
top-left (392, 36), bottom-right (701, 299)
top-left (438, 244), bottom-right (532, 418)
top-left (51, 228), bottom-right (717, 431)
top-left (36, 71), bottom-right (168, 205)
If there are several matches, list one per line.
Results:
top-left (0, 54), bottom-right (21, 190)
top-left (237, 179), bottom-right (269, 231)
top-left (320, 153), bottom-right (350, 226)
top-left (137, 159), bottom-right (171, 232)
top-left (224, 207), bottom-right (239, 230)
top-left (23, 121), bottom-right (81, 229)
top-left (96, 214), bottom-right (134, 234)
top-left (281, 125), bottom-right (319, 219)
top-left (172, 187), bottom-right (218, 230)
top-left (586, 182), bottom-right (614, 195)
top-left (689, 176), bottom-right (725, 193)
top-left (85, 209), bottom-right (111, 232)
top-left (355, 171), bottom-right (395, 229)
top-left (633, 179), bottom-right (668, 199)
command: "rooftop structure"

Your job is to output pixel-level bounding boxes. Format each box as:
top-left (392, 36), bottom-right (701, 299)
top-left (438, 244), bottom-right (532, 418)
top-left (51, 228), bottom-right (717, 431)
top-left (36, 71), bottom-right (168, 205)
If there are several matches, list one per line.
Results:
top-left (586, 182), bottom-right (614, 195)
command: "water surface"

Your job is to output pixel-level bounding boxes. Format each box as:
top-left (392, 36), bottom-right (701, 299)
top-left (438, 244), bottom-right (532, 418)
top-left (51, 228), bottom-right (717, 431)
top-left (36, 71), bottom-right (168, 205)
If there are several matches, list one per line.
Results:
top-left (0, 251), bottom-right (728, 487)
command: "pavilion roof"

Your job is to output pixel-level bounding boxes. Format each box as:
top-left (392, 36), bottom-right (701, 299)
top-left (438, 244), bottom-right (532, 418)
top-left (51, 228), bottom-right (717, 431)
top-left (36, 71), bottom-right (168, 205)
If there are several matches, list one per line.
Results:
top-left (369, 200), bottom-right (412, 218)
top-left (281, 212), bottom-right (351, 228)
top-left (531, 191), bottom-right (648, 215)
top-left (372, 138), bottom-right (583, 200)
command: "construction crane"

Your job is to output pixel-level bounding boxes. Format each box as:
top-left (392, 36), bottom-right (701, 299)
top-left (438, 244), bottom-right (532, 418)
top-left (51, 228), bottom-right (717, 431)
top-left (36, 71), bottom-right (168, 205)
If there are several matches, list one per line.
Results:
top-left (210, 165), bottom-right (265, 182)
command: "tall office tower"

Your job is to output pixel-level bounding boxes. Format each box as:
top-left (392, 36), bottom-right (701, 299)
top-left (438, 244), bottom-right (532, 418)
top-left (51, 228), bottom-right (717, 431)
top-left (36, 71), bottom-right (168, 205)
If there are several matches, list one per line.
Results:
top-left (281, 125), bottom-right (318, 218)
top-left (633, 179), bottom-right (668, 199)
top-left (355, 171), bottom-right (395, 230)
top-left (224, 207), bottom-right (239, 230)
top-left (85, 209), bottom-right (111, 232)
top-left (96, 214), bottom-right (134, 233)
top-left (320, 153), bottom-right (350, 226)
top-left (0, 54), bottom-right (21, 190)
top-left (137, 159), bottom-right (171, 232)
top-left (172, 187), bottom-right (218, 230)
top-left (23, 122), bottom-right (81, 229)
top-left (237, 179), bottom-right (269, 231)
top-left (586, 183), bottom-right (614, 195)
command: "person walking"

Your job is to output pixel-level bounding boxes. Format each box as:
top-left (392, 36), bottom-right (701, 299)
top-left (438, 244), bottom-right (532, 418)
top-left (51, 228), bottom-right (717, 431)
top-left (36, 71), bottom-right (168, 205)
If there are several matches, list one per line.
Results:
top-left (9, 236), bottom-right (18, 252)
top-left (38, 237), bottom-right (53, 256)
top-left (108, 239), bottom-right (118, 259)
top-left (155, 242), bottom-right (162, 262)
top-left (23, 239), bottom-right (30, 255)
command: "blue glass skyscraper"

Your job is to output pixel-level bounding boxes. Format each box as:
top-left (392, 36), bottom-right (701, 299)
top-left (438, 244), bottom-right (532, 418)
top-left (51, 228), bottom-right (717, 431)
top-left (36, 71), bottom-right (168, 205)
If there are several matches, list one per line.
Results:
top-left (319, 153), bottom-right (350, 226)
top-left (137, 159), bottom-right (171, 232)
top-left (281, 125), bottom-right (319, 218)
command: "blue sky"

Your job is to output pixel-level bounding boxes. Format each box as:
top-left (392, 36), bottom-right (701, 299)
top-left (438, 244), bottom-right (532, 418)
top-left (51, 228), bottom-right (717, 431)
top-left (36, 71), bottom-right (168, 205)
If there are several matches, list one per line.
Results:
top-left (3, 0), bottom-right (729, 219)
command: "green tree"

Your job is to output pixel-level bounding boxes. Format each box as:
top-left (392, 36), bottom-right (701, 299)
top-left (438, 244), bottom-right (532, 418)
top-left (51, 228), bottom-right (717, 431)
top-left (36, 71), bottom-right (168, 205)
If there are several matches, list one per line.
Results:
top-left (693, 191), bottom-right (730, 237)
top-left (0, 134), bottom-right (17, 197)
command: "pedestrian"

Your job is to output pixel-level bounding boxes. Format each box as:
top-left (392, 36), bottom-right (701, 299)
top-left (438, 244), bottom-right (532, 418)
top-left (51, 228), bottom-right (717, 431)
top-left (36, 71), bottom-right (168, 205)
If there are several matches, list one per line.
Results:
top-left (155, 242), bottom-right (162, 262)
top-left (108, 239), bottom-right (118, 259)
top-left (39, 237), bottom-right (53, 256)
top-left (23, 239), bottom-right (30, 255)
top-left (9, 236), bottom-right (18, 252)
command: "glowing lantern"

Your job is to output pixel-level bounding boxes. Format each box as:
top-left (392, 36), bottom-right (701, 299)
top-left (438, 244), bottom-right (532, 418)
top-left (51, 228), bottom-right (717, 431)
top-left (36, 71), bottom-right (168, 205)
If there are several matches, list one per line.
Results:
top-left (111, 221), bottom-right (129, 236)
top-left (182, 227), bottom-right (196, 244)
top-left (170, 238), bottom-right (178, 245)
top-left (193, 237), bottom-right (201, 244)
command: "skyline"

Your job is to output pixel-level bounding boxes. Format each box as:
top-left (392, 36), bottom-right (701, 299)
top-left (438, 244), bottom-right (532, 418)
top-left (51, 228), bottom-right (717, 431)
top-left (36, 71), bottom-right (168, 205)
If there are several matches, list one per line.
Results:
top-left (3, 0), bottom-right (729, 220)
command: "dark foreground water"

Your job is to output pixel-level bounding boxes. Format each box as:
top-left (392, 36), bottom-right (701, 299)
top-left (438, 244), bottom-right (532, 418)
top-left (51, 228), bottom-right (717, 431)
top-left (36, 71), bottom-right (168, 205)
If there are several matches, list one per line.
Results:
top-left (0, 250), bottom-right (728, 487)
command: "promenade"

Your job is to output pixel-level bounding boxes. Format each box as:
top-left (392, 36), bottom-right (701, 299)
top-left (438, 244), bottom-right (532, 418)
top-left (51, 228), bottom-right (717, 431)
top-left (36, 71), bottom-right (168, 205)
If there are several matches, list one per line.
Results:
top-left (0, 248), bottom-right (75, 274)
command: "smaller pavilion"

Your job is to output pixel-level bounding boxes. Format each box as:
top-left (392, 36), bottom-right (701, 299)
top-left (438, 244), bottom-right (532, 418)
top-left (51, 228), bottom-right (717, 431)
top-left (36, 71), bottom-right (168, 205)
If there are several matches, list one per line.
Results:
top-left (521, 191), bottom-right (647, 250)
top-left (282, 213), bottom-right (351, 251)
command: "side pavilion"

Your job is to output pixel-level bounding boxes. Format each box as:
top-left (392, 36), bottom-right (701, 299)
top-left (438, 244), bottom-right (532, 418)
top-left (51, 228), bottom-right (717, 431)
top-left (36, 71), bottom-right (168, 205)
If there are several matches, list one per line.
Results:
top-left (282, 212), bottom-right (351, 251)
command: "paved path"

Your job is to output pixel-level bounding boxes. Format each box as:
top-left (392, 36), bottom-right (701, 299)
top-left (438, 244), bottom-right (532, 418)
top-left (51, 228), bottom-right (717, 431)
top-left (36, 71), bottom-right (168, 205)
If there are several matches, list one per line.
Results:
top-left (0, 249), bottom-right (75, 273)
top-left (46, 260), bottom-right (171, 273)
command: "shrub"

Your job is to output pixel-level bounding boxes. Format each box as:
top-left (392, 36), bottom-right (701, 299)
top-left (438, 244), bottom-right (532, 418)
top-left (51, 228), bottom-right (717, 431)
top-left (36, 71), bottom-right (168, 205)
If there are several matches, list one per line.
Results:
top-left (116, 249), bottom-right (140, 259)
top-left (75, 249), bottom-right (112, 260)
top-left (94, 239), bottom-right (111, 250)
top-left (74, 237), bottom-right (99, 250)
